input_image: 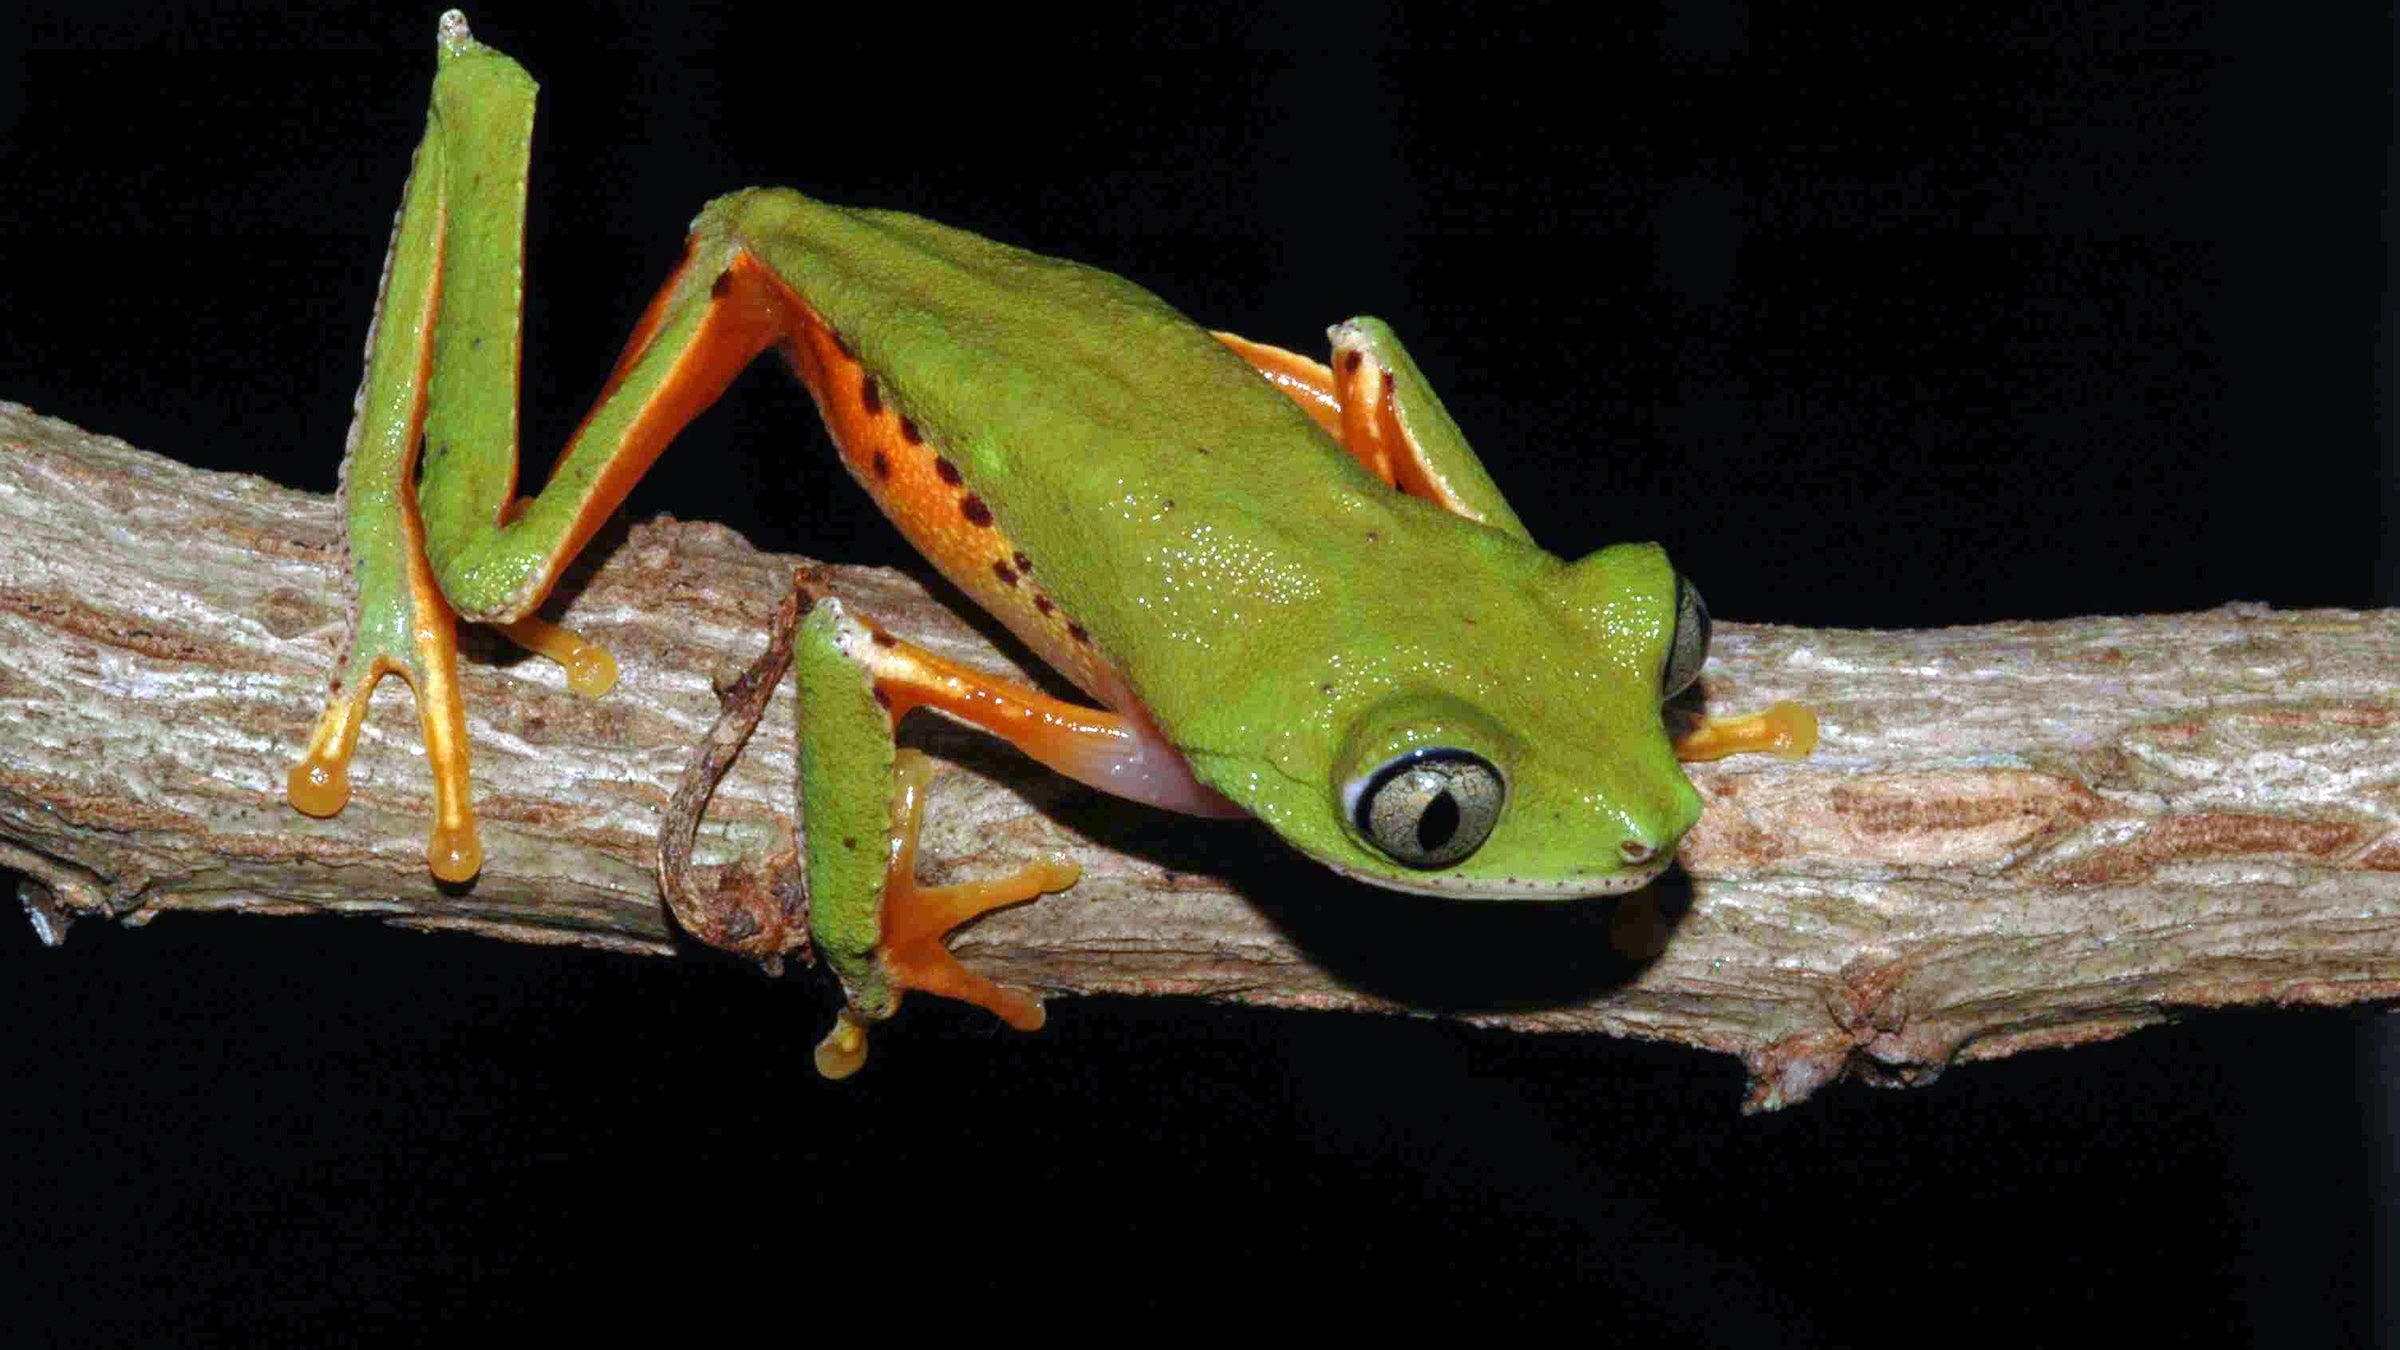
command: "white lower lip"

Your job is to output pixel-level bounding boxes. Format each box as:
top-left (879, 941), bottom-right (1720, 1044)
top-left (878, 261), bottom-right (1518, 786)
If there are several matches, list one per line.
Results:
top-left (1323, 854), bottom-right (1672, 900)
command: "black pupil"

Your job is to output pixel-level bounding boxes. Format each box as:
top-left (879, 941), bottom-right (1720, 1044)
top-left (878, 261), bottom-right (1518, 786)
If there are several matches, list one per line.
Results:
top-left (1416, 790), bottom-right (1460, 852)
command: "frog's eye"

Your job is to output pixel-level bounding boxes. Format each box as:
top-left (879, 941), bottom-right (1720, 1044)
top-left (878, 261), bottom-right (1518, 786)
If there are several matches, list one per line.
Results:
top-left (1662, 574), bottom-right (1710, 700)
top-left (1351, 748), bottom-right (1506, 869)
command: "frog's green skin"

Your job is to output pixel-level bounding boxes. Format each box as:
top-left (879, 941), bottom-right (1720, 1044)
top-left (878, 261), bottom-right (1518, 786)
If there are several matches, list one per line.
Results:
top-left (291, 15), bottom-right (1790, 1074)
top-left (713, 189), bottom-right (1706, 897)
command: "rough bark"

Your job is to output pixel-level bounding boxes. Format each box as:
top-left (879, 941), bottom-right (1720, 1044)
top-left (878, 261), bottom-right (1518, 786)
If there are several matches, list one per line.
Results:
top-left (4, 401), bottom-right (2396, 1108)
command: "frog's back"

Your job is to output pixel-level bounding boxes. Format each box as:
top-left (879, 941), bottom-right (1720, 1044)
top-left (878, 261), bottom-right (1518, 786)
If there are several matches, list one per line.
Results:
top-left (703, 187), bottom-right (1491, 716)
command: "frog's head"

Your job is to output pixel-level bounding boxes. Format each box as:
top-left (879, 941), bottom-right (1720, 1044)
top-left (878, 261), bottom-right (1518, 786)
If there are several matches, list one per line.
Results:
top-left (1262, 540), bottom-right (1710, 899)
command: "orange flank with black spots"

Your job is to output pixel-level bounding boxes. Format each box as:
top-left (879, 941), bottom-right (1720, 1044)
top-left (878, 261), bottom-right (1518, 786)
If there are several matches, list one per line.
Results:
top-left (554, 246), bottom-right (1137, 708)
top-left (763, 262), bottom-right (1132, 705)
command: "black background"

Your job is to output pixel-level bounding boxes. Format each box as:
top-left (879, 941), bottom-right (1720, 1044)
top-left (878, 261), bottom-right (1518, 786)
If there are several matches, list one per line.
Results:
top-left (5, 1), bottom-right (2394, 1342)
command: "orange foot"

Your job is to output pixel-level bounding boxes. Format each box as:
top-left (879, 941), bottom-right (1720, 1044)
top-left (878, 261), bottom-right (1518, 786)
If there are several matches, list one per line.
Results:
top-left (812, 750), bottom-right (1080, 1079)
top-left (1675, 701), bottom-right (1818, 763)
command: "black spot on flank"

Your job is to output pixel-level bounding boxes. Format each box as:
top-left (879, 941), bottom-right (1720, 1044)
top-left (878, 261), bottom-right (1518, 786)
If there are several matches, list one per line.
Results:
top-left (710, 271), bottom-right (734, 299)
top-left (872, 451), bottom-right (889, 479)
top-left (899, 416), bottom-right (922, 444)
top-left (1013, 551), bottom-right (1032, 573)
top-left (935, 458), bottom-right (962, 485)
top-left (993, 561), bottom-right (1018, 587)
top-left (861, 375), bottom-right (882, 416)
top-left (960, 495), bottom-right (993, 527)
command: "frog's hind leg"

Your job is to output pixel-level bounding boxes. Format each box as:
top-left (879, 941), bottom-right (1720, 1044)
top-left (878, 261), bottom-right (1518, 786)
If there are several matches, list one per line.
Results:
top-left (288, 23), bottom-right (789, 882)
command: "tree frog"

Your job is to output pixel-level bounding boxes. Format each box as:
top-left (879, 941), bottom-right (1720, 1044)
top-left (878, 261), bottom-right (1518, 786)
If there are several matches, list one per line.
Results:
top-left (287, 13), bottom-right (1814, 1077)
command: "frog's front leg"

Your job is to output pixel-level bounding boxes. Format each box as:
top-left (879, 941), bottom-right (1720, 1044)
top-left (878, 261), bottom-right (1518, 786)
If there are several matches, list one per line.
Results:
top-left (1215, 321), bottom-right (1531, 539)
top-left (1217, 322), bottom-right (1817, 765)
top-left (794, 590), bottom-right (1237, 1079)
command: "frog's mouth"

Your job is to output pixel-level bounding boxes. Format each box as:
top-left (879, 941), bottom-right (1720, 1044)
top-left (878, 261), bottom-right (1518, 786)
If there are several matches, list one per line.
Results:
top-left (1317, 852), bottom-right (1673, 900)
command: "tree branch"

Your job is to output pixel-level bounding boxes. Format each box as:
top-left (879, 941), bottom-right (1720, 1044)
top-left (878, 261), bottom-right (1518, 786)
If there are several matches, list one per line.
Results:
top-left (4, 401), bottom-right (2395, 1108)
